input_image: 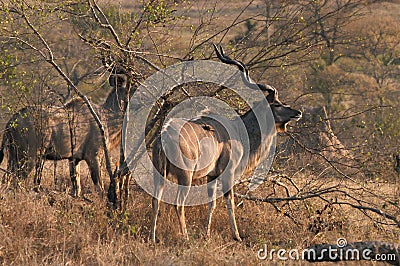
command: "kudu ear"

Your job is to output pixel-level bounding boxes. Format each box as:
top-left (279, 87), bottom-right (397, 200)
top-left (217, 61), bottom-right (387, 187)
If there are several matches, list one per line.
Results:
top-left (257, 84), bottom-right (277, 103)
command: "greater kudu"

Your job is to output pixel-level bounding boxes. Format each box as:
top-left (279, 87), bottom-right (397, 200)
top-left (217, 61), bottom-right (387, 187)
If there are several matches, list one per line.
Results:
top-left (0, 69), bottom-right (131, 197)
top-left (150, 45), bottom-right (302, 242)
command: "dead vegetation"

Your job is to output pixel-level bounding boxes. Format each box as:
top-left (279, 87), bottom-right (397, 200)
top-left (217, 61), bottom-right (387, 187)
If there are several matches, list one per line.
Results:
top-left (0, 169), bottom-right (399, 265)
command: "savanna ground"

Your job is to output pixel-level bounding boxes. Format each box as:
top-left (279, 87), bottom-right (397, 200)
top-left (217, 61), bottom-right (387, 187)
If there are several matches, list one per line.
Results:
top-left (1, 159), bottom-right (399, 265)
top-left (1, 0), bottom-right (400, 265)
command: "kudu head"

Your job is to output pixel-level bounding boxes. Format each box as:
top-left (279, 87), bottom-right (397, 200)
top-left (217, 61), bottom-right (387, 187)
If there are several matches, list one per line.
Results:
top-left (109, 73), bottom-right (128, 88)
top-left (103, 56), bottom-right (132, 112)
top-left (213, 44), bottom-right (302, 132)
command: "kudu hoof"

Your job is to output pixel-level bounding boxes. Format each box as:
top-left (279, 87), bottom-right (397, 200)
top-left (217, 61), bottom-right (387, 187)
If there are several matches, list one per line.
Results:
top-left (33, 185), bottom-right (42, 193)
top-left (234, 235), bottom-right (243, 242)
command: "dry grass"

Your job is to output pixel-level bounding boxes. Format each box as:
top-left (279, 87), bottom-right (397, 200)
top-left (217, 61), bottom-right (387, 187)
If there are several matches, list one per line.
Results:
top-left (0, 159), bottom-right (398, 265)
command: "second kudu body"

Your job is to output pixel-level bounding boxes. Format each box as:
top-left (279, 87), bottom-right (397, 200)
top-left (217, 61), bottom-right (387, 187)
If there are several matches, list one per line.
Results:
top-left (150, 45), bottom-right (302, 242)
top-left (0, 72), bottom-right (130, 196)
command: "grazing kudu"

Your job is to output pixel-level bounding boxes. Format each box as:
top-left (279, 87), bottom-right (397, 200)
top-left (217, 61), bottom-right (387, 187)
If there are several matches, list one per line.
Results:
top-left (150, 45), bottom-right (302, 242)
top-left (0, 70), bottom-right (131, 196)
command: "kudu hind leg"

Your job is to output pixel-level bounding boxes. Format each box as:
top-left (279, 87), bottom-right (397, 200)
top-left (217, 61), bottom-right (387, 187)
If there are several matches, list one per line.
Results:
top-left (150, 176), bottom-right (165, 243)
top-left (9, 146), bottom-right (34, 187)
top-left (206, 178), bottom-right (217, 237)
top-left (223, 182), bottom-right (241, 241)
top-left (174, 176), bottom-right (192, 240)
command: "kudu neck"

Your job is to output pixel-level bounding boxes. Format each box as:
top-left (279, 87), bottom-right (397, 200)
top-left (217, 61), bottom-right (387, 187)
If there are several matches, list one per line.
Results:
top-left (101, 86), bottom-right (130, 151)
top-left (240, 100), bottom-right (274, 138)
top-left (102, 86), bottom-right (130, 113)
top-left (239, 101), bottom-right (276, 176)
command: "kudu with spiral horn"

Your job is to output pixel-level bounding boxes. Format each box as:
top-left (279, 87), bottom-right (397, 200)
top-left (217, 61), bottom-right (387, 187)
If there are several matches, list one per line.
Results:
top-left (150, 44), bottom-right (302, 242)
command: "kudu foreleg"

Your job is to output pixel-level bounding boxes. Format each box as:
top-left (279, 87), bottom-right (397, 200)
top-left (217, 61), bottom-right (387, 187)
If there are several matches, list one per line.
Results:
top-left (53, 160), bottom-right (57, 188)
top-left (34, 158), bottom-right (45, 190)
top-left (121, 173), bottom-right (131, 210)
top-left (175, 177), bottom-right (192, 240)
top-left (115, 171), bottom-right (130, 210)
top-left (175, 202), bottom-right (188, 239)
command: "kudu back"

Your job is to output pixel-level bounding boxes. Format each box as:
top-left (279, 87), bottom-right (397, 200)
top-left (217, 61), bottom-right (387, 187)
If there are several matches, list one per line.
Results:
top-left (150, 45), bottom-right (301, 242)
top-left (0, 72), bottom-right (130, 196)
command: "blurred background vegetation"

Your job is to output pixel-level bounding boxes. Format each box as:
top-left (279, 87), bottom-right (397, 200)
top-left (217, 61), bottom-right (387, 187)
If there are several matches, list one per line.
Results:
top-left (1, 0), bottom-right (399, 179)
